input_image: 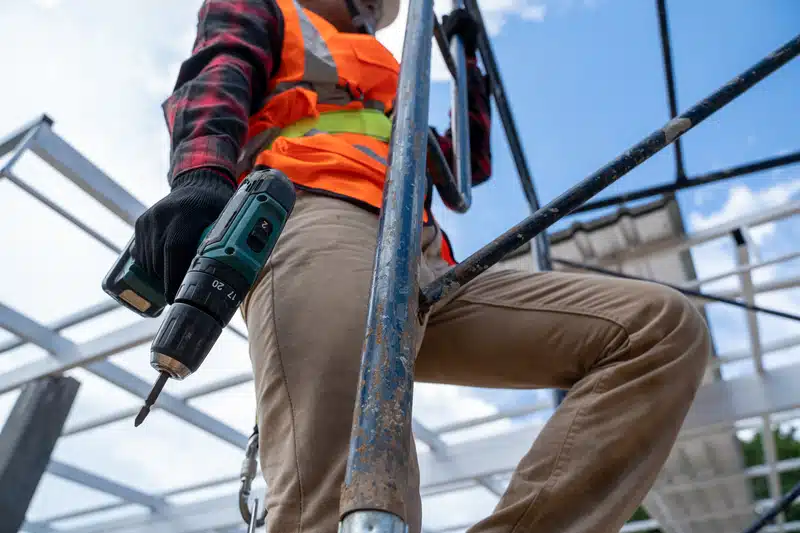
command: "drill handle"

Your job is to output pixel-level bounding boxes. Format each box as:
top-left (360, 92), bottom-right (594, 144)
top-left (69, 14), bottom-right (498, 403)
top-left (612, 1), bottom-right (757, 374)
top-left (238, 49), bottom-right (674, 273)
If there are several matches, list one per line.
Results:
top-left (101, 236), bottom-right (168, 318)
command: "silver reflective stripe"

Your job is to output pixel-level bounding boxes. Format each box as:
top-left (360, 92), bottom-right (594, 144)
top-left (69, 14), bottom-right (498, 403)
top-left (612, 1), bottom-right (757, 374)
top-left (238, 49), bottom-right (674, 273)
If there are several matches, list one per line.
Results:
top-left (354, 144), bottom-right (388, 166)
top-left (294, 0), bottom-right (338, 84)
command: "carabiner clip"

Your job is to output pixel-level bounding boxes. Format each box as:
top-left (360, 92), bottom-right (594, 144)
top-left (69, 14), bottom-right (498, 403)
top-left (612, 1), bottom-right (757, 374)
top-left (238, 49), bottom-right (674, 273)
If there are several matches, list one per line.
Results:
top-left (240, 425), bottom-right (267, 528)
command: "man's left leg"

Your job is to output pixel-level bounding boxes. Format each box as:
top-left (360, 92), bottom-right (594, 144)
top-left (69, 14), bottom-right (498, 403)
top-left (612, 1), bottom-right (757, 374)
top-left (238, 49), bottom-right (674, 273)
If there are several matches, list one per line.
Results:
top-left (415, 266), bottom-right (710, 533)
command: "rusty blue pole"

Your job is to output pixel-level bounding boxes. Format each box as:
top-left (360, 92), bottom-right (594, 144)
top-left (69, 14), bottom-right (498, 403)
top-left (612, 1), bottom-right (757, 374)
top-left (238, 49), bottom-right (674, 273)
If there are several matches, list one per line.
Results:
top-left (339, 0), bottom-right (435, 530)
top-left (420, 32), bottom-right (800, 312)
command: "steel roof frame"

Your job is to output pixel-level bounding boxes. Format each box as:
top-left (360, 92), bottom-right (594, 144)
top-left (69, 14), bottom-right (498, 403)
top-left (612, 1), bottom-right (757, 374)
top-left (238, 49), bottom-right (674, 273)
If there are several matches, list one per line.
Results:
top-left (0, 0), bottom-right (799, 531)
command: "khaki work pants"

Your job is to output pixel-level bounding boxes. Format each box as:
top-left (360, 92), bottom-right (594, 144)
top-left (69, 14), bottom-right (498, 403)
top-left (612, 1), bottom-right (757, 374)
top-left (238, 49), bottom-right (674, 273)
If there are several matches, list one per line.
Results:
top-left (242, 191), bottom-right (710, 533)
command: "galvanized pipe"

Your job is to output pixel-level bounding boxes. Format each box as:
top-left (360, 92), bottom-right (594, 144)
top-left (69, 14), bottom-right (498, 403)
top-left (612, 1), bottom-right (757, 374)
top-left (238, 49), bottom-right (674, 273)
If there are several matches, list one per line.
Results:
top-left (339, 0), bottom-right (435, 526)
top-left (448, 0), bottom-right (473, 212)
top-left (420, 33), bottom-right (800, 312)
top-left (427, 14), bottom-right (471, 214)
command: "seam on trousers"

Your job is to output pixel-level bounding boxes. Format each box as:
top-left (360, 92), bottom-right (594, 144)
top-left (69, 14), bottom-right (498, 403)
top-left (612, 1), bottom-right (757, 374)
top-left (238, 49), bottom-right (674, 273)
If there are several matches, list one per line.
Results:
top-left (510, 364), bottom-right (616, 532)
top-left (268, 264), bottom-right (305, 533)
top-left (455, 295), bottom-right (633, 339)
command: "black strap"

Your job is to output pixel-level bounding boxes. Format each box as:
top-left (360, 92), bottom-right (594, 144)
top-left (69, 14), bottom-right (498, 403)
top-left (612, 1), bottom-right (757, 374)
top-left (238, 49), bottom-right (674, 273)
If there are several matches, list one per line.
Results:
top-left (345, 0), bottom-right (376, 35)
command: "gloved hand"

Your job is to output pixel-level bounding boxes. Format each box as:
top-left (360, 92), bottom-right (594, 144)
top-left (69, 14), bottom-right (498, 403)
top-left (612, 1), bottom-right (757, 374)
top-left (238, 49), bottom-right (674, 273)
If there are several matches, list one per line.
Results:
top-left (131, 169), bottom-right (234, 304)
top-left (442, 8), bottom-right (480, 57)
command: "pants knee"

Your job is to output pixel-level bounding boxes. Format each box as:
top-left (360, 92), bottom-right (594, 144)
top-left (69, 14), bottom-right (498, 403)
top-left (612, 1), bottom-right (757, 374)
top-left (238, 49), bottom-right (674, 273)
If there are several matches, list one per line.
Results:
top-left (644, 284), bottom-right (711, 383)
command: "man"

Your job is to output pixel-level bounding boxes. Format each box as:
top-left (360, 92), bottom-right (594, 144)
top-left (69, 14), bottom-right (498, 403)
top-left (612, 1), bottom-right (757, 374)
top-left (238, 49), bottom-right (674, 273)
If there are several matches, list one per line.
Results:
top-left (133, 1), bottom-right (711, 532)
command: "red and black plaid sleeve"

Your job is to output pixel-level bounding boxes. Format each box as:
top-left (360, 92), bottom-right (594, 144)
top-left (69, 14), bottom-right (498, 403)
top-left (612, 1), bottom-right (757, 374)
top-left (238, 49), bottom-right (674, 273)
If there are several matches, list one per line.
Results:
top-left (436, 56), bottom-right (493, 186)
top-left (162, 0), bottom-right (284, 188)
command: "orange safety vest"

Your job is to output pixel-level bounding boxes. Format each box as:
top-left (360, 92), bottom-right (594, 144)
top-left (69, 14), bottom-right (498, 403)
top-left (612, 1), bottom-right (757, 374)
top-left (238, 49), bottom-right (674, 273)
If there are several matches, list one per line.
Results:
top-left (235, 0), bottom-right (457, 266)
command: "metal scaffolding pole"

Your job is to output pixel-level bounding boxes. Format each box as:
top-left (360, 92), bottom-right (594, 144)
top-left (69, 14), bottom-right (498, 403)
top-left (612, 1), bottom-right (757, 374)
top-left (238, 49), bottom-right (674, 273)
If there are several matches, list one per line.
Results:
top-left (572, 149), bottom-right (800, 214)
top-left (339, 0), bottom-right (436, 531)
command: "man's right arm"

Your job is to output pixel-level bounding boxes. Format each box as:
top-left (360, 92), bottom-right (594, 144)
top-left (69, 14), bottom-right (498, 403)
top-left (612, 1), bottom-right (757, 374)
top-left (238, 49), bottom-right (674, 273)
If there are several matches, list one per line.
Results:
top-left (162, 0), bottom-right (284, 188)
top-left (133, 0), bottom-right (284, 303)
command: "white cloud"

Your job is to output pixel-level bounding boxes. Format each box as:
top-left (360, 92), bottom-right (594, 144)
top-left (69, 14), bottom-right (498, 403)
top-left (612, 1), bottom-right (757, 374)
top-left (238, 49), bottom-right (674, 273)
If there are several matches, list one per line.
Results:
top-left (522, 4), bottom-right (548, 22)
top-left (376, 0), bottom-right (550, 82)
top-left (689, 178), bottom-right (800, 246)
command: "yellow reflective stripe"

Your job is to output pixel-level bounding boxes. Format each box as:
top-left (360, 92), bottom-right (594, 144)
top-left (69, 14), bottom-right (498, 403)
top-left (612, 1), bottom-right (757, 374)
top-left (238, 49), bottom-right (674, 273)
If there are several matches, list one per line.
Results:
top-left (273, 109), bottom-right (393, 145)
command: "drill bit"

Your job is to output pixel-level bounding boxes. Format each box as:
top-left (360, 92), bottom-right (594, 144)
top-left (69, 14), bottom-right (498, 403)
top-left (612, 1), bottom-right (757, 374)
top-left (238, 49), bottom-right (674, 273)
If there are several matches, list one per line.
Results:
top-left (134, 371), bottom-right (169, 427)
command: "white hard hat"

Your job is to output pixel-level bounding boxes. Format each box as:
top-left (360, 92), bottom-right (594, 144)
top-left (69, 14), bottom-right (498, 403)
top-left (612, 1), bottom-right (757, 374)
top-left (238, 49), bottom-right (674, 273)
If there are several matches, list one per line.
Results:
top-left (376, 0), bottom-right (400, 30)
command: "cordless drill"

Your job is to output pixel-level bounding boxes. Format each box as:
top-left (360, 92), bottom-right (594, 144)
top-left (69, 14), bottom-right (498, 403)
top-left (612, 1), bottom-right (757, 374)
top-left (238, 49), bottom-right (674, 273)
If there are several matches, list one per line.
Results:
top-left (102, 168), bottom-right (296, 426)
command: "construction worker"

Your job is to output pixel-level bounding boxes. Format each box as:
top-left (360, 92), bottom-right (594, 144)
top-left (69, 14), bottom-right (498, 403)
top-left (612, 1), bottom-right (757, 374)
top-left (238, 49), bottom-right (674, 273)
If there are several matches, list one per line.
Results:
top-left (132, 0), bottom-right (711, 532)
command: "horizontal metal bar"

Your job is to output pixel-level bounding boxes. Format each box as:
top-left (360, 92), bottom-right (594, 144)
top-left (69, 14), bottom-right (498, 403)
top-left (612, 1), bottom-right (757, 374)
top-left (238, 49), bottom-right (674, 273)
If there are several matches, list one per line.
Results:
top-left (2, 169), bottom-right (121, 253)
top-left (0, 304), bottom-right (248, 449)
top-left (62, 371), bottom-right (254, 436)
top-left (420, 33), bottom-right (800, 310)
top-left (573, 149), bottom-right (800, 214)
top-left (0, 309), bottom-right (248, 395)
top-left (29, 501), bottom-right (130, 528)
top-left (31, 124), bottom-right (147, 226)
top-left (47, 461), bottom-right (167, 512)
top-left (0, 319), bottom-right (161, 395)
top-left (551, 258), bottom-right (800, 323)
top-left (711, 274), bottom-right (800, 301)
top-left (683, 250), bottom-right (800, 290)
top-left (0, 301), bottom-right (119, 356)
top-left (715, 333), bottom-right (800, 368)
top-left (431, 398), bottom-right (551, 434)
top-left (593, 199), bottom-right (800, 267)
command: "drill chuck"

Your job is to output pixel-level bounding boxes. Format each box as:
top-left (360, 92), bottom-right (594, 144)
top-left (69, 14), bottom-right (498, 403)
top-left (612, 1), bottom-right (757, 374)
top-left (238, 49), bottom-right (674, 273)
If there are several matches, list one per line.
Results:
top-left (103, 167), bottom-right (296, 427)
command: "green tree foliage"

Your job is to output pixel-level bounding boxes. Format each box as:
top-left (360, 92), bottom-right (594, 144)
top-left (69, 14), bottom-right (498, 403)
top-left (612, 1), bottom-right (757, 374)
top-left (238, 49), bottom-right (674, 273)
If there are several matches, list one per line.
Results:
top-left (742, 425), bottom-right (800, 522)
top-left (625, 425), bottom-right (800, 532)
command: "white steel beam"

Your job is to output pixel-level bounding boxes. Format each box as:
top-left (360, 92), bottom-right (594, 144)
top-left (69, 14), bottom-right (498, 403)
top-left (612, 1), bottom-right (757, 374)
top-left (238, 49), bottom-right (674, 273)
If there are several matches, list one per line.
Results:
top-left (682, 250), bottom-right (800, 290)
top-left (30, 123), bottom-right (147, 226)
top-left (0, 114), bottom-right (51, 160)
top-left (0, 303), bottom-right (248, 449)
top-left (0, 301), bottom-right (118, 355)
top-left (47, 461), bottom-right (167, 513)
top-left (591, 199), bottom-right (800, 267)
top-left (0, 318), bottom-right (161, 395)
top-left (0, 309), bottom-right (247, 396)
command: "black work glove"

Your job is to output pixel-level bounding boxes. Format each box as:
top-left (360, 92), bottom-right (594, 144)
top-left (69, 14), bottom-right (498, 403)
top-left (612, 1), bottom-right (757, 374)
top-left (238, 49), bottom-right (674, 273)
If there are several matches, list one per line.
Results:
top-left (131, 169), bottom-right (234, 304)
top-left (442, 8), bottom-right (480, 57)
